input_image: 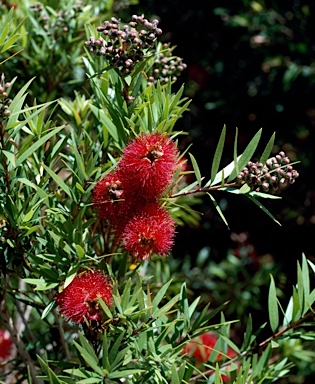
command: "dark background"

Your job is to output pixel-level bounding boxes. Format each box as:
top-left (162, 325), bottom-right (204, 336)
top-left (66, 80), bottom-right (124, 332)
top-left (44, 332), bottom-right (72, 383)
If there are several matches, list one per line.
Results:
top-left (134, 0), bottom-right (315, 277)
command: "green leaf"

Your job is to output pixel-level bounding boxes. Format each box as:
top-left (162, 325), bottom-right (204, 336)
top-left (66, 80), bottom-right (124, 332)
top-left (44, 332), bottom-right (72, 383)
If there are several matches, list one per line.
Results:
top-left (242, 314), bottom-right (254, 350)
top-left (302, 254), bottom-right (310, 310)
top-left (214, 364), bottom-right (223, 384)
top-left (268, 275), bottom-right (279, 332)
top-left (191, 301), bottom-right (229, 333)
top-left (16, 125), bottom-right (64, 166)
top-left (180, 283), bottom-right (190, 328)
top-left (121, 278), bottom-right (131, 311)
top-left (77, 379), bottom-right (102, 384)
top-left (308, 259), bottom-right (315, 274)
top-left (260, 132), bottom-right (276, 165)
top-left (23, 278), bottom-right (46, 286)
top-left (64, 266), bottom-right (79, 288)
top-left (22, 209), bottom-right (34, 223)
top-left (283, 296), bottom-right (293, 326)
top-left (89, 105), bottom-right (119, 143)
top-left (41, 300), bottom-right (56, 320)
top-left (233, 127), bottom-right (239, 176)
top-left (75, 244), bottom-right (85, 259)
top-left (0, 33), bottom-right (20, 53)
top-left (108, 369), bottom-right (145, 379)
top-left (151, 280), bottom-right (173, 314)
top-left (247, 194), bottom-right (281, 225)
top-left (170, 363), bottom-right (180, 384)
top-left (188, 153), bottom-right (202, 186)
top-left (207, 193), bottom-right (229, 229)
top-left (227, 128), bottom-right (262, 182)
top-left (173, 180), bottom-right (199, 196)
top-left (7, 77), bottom-right (35, 127)
top-left (210, 125), bottom-right (226, 184)
top-left (37, 355), bottom-right (63, 384)
top-left (42, 163), bottom-right (72, 198)
top-left (74, 334), bottom-right (103, 376)
top-left (98, 298), bottom-right (113, 320)
top-left (0, 20), bottom-right (10, 47)
top-left (292, 286), bottom-right (301, 322)
top-left (239, 183), bottom-right (251, 194)
top-left (297, 261), bottom-right (305, 315)
top-left (155, 294), bottom-right (180, 317)
top-left (108, 331), bottom-right (125, 365)
top-left (2, 150), bottom-right (16, 167)
top-left (211, 156), bottom-right (241, 186)
top-left (248, 191), bottom-right (282, 199)
top-left (254, 344), bottom-right (272, 375)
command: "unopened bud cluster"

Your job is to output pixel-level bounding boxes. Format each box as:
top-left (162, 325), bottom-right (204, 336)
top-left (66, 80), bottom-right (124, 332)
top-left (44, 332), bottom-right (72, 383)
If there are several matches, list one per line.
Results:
top-left (85, 15), bottom-right (162, 76)
top-left (0, 74), bottom-right (12, 120)
top-left (147, 43), bottom-right (187, 85)
top-left (236, 151), bottom-right (299, 192)
top-left (30, 1), bottom-right (83, 35)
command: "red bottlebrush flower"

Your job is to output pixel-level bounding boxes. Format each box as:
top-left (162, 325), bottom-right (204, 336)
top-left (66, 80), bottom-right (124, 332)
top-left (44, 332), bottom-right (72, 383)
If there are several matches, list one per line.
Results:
top-left (93, 173), bottom-right (125, 221)
top-left (93, 172), bottom-right (148, 229)
top-left (0, 328), bottom-right (13, 363)
top-left (117, 133), bottom-right (179, 199)
top-left (181, 332), bottom-right (237, 383)
top-left (121, 202), bottom-right (176, 260)
top-left (55, 270), bottom-right (113, 324)
top-left (182, 332), bottom-right (236, 362)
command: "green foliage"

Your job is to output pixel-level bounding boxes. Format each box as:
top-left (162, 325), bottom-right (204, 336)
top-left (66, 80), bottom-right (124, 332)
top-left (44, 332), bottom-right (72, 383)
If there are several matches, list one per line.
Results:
top-left (0, 2), bottom-right (313, 384)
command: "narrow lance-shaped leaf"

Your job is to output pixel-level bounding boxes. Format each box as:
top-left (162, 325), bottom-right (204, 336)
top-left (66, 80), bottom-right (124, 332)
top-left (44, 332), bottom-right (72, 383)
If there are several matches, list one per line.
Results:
top-left (233, 127), bottom-right (239, 176)
top-left (247, 194), bottom-right (281, 226)
top-left (37, 355), bottom-right (63, 384)
top-left (189, 152), bottom-right (202, 186)
top-left (302, 254), bottom-right (310, 310)
top-left (16, 125), bottom-right (64, 166)
top-left (43, 163), bottom-right (73, 198)
top-left (170, 363), bottom-right (181, 384)
top-left (0, 21), bottom-right (10, 47)
top-left (180, 283), bottom-right (190, 328)
top-left (207, 193), bottom-right (230, 229)
top-left (268, 274), bottom-right (279, 333)
top-left (242, 314), bottom-right (253, 350)
top-left (89, 104), bottom-right (119, 143)
top-left (211, 156), bottom-right (241, 186)
top-left (260, 132), bottom-right (276, 165)
top-left (227, 128), bottom-right (262, 182)
top-left (7, 77), bottom-right (35, 127)
top-left (151, 280), bottom-right (173, 313)
top-left (210, 124), bottom-right (226, 184)
top-left (0, 34), bottom-right (21, 53)
top-left (297, 261), bottom-right (305, 315)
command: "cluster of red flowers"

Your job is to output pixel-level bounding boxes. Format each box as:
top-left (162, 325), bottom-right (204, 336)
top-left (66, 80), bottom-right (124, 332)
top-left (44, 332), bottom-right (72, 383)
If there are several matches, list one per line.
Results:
top-left (93, 132), bottom-right (179, 260)
top-left (55, 133), bottom-right (179, 325)
top-left (182, 332), bottom-right (237, 383)
top-left (55, 269), bottom-right (113, 324)
top-left (0, 328), bottom-right (13, 365)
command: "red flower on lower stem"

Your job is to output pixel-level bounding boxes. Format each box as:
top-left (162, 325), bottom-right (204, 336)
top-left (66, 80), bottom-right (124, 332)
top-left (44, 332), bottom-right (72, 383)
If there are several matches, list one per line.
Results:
top-left (0, 328), bottom-right (13, 363)
top-left (121, 202), bottom-right (176, 260)
top-left (117, 132), bottom-right (179, 199)
top-left (182, 332), bottom-right (237, 383)
top-left (55, 270), bottom-right (113, 324)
